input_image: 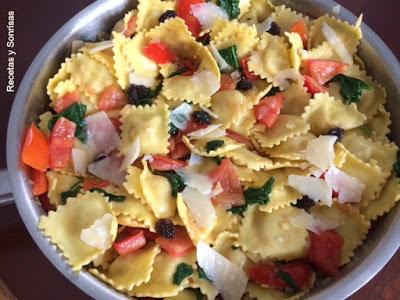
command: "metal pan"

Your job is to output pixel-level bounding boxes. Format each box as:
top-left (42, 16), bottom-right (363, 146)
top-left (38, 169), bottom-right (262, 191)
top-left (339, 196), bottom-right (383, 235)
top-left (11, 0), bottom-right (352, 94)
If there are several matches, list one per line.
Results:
top-left (2, 0), bottom-right (400, 299)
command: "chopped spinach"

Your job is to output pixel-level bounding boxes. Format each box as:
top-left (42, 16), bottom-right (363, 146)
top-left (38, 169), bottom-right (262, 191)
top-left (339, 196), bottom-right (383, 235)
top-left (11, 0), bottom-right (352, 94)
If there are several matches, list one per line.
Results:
top-left (213, 156), bottom-right (223, 165)
top-left (218, 45), bottom-right (240, 70)
top-left (90, 188), bottom-right (126, 202)
top-left (169, 123), bottom-right (179, 136)
top-left (160, 172), bottom-right (186, 197)
top-left (60, 179), bottom-right (83, 205)
top-left (332, 74), bottom-right (373, 105)
top-left (173, 263), bottom-right (194, 285)
top-left (48, 103), bottom-right (88, 143)
top-left (169, 66), bottom-right (189, 77)
top-left (265, 87), bottom-right (281, 97)
top-left (197, 263), bottom-right (212, 282)
top-left (218, 0), bottom-right (240, 19)
top-left (277, 270), bottom-right (300, 293)
top-left (206, 140), bottom-right (225, 152)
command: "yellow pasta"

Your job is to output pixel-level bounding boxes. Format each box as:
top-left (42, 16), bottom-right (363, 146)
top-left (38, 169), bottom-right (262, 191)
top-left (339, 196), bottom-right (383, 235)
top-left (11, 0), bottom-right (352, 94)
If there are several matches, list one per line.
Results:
top-left (301, 93), bottom-right (366, 135)
top-left (120, 103), bottom-right (170, 155)
top-left (38, 191), bottom-right (118, 271)
top-left (123, 166), bottom-right (145, 200)
top-left (247, 282), bottom-right (312, 300)
top-left (135, 0), bottom-right (176, 32)
top-left (281, 82), bottom-right (311, 116)
top-left (46, 171), bottom-right (81, 206)
top-left (213, 232), bottom-right (249, 269)
top-left (239, 0), bottom-right (275, 24)
top-left (182, 136), bottom-right (245, 157)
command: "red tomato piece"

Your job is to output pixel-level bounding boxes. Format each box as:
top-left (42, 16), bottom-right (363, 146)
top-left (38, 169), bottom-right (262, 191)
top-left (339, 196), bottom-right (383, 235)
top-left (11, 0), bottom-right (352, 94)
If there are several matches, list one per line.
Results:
top-left (254, 93), bottom-right (285, 128)
top-left (308, 230), bottom-right (344, 277)
top-left (144, 42), bottom-right (176, 64)
top-left (303, 75), bottom-right (328, 96)
top-left (169, 134), bottom-right (191, 160)
top-left (83, 177), bottom-right (110, 190)
top-left (226, 129), bottom-right (252, 148)
top-left (150, 155), bottom-right (187, 171)
top-left (124, 15), bottom-right (137, 37)
top-left (49, 117), bottom-right (76, 169)
top-left (98, 85), bottom-right (128, 112)
top-left (240, 56), bottom-right (260, 81)
top-left (177, 0), bottom-right (204, 37)
top-left (219, 74), bottom-right (237, 91)
top-left (114, 229), bottom-right (147, 256)
top-left (21, 123), bottom-right (50, 172)
top-left (304, 59), bottom-right (348, 85)
top-left (208, 159), bottom-right (245, 209)
top-left (179, 59), bottom-right (199, 76)
top-left (182, 120), bottom-right (208, 134)
top-left (54, 90), bottom-right (81, 113)
top-left (249, 262), bottom-right (313, 290)
top-left (156, 226), bottom-right (195, 257)
top-left (110, 117), bottom-right (122, 133)
top-left (38, 194), bottom-right (55, 213)
top-left (291, 20), bottom-right (308, 48)
top-left (32, 169), bottom-right (48, 196)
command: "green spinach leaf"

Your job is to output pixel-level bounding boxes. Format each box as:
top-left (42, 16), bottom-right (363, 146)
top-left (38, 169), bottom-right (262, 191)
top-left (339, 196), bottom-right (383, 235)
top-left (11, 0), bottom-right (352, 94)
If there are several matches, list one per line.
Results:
top-left (218, 0), bottom-right (240, 19)
top-left (206, 140), bottom-right (225, 152)
top-left (60, 179), bottom-right (83, 205)
top-left (90, 188), bottom-right (126, 202)
top-left (332, 74), bottom-right (373, 105)
top-left (173, 263), bottom-right (194, 285)
top-left (218, 45), bottom-right (240, 70)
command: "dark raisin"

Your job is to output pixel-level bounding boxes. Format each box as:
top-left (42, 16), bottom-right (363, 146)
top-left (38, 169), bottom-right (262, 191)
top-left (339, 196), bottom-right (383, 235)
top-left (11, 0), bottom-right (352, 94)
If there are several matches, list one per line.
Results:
top-left (155, 219), bottom-right (176, 238)
top-left (292, 196), bottom-right (315, 213)
top-left (192, 111), bottom-right (211, 125)
top-left (159, 10), bottom-right (177, 23)
top-left (236, 79), bottom-right (253, 91)
top-left (197, 33), bottom-right (211, 45)
top-left (127, 84), bottom-right (151, 106)
top-left (267, 22), bottom-right (281, 36)
top-left (328, 127), bottom-right (345, 142)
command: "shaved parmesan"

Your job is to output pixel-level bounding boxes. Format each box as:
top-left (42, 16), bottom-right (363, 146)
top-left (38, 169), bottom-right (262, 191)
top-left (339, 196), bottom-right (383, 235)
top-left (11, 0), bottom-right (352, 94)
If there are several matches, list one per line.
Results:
top-left (80, 213), bottom-right (114, 250)
top-left (256, 16), bottom-right (274, 35)
top-left (188, 153), bottom-right (203, 167)
top-left (305, 135), bottom-right (337, 171)
top-left (332, 4), bottom-right (341, 14)
top-left (191, 3), bottom-right (229, 30)
top-left (143, 154), bottom-right (154, 162)
top-left (212, 182), bottom-right (224, 197)
top-left (129, 71), bottom-right (157, 88)
top-left (191, 71), bottom-right (221, 97)
top-left (171, 102), bottom-right (193, 130)
top-left (288, 175), bottom-right (333, 206)
top-left (188, 124), bottom-right (225, 140)
top-left (120, 137), bottom-right (141, 171)
top-left (290, 210), bottom-right (341, 234)
top-left (87, 40), bottom-right (114, 54)
top-left (88, 154), bottom-right (127, 186)
top-left (72, 148), bottom-right (91, 175)
top-left (322, 22), bottom-right (353, 64)
top-left (273, 68), bottom-right (303, 89)
top-left (209, 44), bottom-right (233, 73)
top-left (197, 241), bottom-right (248, 300)
top-left (325, 166), bottom-right (365, 204)
top-left (182, 187), bottom-right (217, 229)
top-left (85, 111), bottom-right (121, 156)
top-left (177, 169), bottom-right (213, 195)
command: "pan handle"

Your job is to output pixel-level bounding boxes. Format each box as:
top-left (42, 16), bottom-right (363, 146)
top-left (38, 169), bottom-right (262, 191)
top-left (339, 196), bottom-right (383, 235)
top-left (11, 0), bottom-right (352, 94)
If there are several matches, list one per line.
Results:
top-left (0, 169), bottom-right (14, 207)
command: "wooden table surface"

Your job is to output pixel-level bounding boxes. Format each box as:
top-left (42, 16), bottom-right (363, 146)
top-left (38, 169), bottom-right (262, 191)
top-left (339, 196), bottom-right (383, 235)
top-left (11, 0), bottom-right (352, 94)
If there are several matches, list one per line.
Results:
top-left (0, 1), bottom-right (399, 299)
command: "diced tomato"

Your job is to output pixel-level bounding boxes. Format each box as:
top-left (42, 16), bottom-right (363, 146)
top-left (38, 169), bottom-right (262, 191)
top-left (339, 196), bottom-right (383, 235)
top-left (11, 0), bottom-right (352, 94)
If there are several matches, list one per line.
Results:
top-left (31, 169), bottom-right (48, 196)
top-left (54, 90), bottom-right (81, 113)
top-left (124, 15), bottom-right (137, 37)
top-left (208, 159), bottom-right (245, 209)
top-left (156, 226), bottom-right (195, 257)
top-left (144, 42), bottom-right (176, 64)
top-left (308, 230), bottom-right (344, 277)
top-left (240, 56), bottom-right (260, 81)
top-left (83, 177), bottom-right (110, 190)
top-left (150, 155), bottom-right (187, 171)
top-left (98, 85), bottom-right (128, 112)
top-left (182, 120), bottom-right (208, 134)
top-left (38, 194), bottom-right (55, 213)
top-left (110, 117), bottom-right (122, 133)
top-left (142, 229), bottom-right (159, 241)
top-left (303, 75), bottom-right (328, 96)
top-left (21, 123), bottom-right (50, 172)
top-left (49, 117), bottom-right (76, 169)
top-left (226, 130), bottom-right (252, 148)
top-left (219, 74), bottom-right (237, 91)
top-left (291, 20), bottom-right (308, 48)
top-left (304, 59), bottom-right (348, 85)
top-left (249, 262), bottom-right (313, 290)
top-left (169, 133), bottom-right (191, 160)
top-left (114, 229), bottom-right (147, 256)
top-left (254, 93), bottom-right (285, 128)
top-left (177, 0), bottom-right (204, 38)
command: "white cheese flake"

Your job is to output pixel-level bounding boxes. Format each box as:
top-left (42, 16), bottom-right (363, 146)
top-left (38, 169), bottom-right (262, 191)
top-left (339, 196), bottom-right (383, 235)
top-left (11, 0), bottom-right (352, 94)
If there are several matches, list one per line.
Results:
top-left (187, 124), bottom-right (226, 140)
top-left (290, 210), bottom-right (341, 234)
top-left (129, 71), bottom-right (157, 88)
top-left (305, 135), bottom-right (337, 171)
top-left (72, 148), bottom-right (90, 175)
top-left (322, 22), bottom-right (353, 64)
top-left (288, 175), bottom-right (333, 206)
top-left (191, 3), bottom-right (229, 30)
top-left (120, 137), bottom-right (141, 171)
top-left (177, 169), bottom-right (213, 195)
top-left (191, 71), bottom-right (221, 96)
top-left (182, 187), bottom-right (217, 229)
top-left (80, 213), bottom-right (114, 250)
top-left (171, 102), bottom-right (193, 130)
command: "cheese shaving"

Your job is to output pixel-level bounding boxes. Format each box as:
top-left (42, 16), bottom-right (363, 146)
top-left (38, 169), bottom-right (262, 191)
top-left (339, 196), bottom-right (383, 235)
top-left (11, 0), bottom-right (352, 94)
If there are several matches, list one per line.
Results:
top-left (120, 137), bottom-right (141, 171)
top-left (80, 213), bottom-right (114, 250)
top-left (289, 209), bottom-right (341, 234)
top-left (187, 124), bottom-right (226, 140)
top-left (305, 135), bottom-right (337, 171)
top-left (288, 175), bottom-right (333, 206)
top-left (171, 102), bottom-right (193, 130)
top-left (322, 22), bottom-right (353, 64)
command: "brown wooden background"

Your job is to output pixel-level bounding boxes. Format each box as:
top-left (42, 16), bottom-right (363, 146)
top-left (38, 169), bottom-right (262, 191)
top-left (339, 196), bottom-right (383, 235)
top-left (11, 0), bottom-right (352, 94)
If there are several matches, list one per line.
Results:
top-left (0, 1), bottom-right (399, 299)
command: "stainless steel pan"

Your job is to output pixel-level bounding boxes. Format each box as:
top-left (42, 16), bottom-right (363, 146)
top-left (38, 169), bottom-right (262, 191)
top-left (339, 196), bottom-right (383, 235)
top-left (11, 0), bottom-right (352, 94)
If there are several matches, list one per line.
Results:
top-left (1, 0), bottom-right (400, 299)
